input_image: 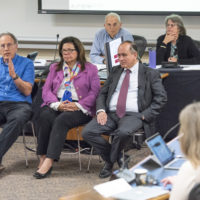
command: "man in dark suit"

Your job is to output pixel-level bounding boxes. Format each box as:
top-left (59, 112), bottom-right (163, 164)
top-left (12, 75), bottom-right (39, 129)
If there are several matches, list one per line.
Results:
top-left (82, 41), bottom-right (167, 178)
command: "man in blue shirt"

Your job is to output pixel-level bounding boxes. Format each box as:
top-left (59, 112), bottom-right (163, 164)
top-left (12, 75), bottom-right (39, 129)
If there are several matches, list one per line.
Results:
top-left (90, 12), bottom-right (134, 64)
top-left (0, 32), bottom-right (35, 173)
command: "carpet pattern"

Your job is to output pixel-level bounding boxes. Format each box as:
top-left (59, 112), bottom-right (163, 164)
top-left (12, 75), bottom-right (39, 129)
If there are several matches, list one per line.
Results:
top-left (0, 136), bottom-right (150, 200)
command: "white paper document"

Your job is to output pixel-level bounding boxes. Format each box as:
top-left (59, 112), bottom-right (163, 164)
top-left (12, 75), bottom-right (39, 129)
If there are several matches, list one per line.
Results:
top-left (94, 178), bottom-right (132, 198)
top-left (94, 178), bottom-right (169, 200)
top-left (111, 185), bottom-right (169, 200)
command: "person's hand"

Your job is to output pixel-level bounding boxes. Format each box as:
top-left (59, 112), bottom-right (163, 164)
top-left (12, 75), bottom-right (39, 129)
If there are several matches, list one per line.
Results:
top-left (58, 101), bottom-right (79, 112)
top-left (65, 102), bottom-right (79, 111)
top-left (161, 176), bottom-right (176, 187)
top-left (97, 111), bottom-right (107, 125)
top-left (58, 101), bottom-right (67, 112)
top-left (7, 57), bottom-right (16, 79)
top-left (168, 57), bottom-right (177, 62)
top-left (163, 33), bottom-right (178, 44)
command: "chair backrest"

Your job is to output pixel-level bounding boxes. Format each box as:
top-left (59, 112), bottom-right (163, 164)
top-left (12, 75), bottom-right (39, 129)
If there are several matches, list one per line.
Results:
top-left (188, 183), bottom-right (200, 200)
top-left (193, 40), bottom-right (200, 52)
top-left (27, 51), bottom-right (38, 61)
top-left (132, 35), bottom-right (147, 60)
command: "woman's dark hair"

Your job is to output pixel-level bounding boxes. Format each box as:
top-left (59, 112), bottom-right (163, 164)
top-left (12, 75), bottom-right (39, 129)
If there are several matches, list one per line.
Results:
top-left (57, 36), bottom-right (86, 71)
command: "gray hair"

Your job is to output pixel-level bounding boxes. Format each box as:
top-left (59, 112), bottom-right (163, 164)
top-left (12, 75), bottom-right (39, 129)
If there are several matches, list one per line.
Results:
top-left (165, 14), bottom-right (186, 35)
top-left (105, 12), bottom-right (121, 23)
top-left (0, 32), bottom-right (18, 44)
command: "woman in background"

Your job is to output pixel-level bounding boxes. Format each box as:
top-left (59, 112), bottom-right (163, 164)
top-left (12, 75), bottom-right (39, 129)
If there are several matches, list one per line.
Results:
top-left (161, 102), bottom-right (200, 200)
top-left (33, 36), bottom-right (100, 179)
top-left (156, 14), bottom-right (200, 65)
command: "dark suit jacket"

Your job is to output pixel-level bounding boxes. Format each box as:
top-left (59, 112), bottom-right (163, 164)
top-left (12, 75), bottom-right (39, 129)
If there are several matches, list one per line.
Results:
top-left (156, 34), bottom-right (200, 65)
top-left (96, 63), bottom-right (167, 138)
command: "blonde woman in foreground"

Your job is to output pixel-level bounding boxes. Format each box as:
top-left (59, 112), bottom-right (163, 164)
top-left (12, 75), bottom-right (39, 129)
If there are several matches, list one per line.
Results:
top-left (161, 102), bottom-right (200, 200)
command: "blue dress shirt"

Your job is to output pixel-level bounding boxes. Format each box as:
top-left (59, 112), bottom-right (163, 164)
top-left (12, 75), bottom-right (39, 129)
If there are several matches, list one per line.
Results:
top-left (0, 54), bottom-right (35, 103)
top-left (90, 28), bottom-right (134, 64)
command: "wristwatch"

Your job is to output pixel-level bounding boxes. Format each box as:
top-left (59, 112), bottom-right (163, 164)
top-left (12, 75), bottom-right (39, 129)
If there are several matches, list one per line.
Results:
top-left (13, 74), bottom-right (19, 80)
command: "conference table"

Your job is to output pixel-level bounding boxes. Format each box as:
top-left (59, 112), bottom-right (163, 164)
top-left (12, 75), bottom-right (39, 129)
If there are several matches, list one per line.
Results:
top-left (59, 136), bottom-right (182, 200)
top-left (156, 65), bottom-right (200, 140)
top-left (112, 136), bottom-right (182, 200)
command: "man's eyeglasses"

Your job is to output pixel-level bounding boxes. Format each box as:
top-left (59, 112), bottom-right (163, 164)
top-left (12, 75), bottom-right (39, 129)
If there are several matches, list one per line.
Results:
top-left (0, 43), bottom-right (15, 50)
top-left (62, 49), bottom-right (76, 53)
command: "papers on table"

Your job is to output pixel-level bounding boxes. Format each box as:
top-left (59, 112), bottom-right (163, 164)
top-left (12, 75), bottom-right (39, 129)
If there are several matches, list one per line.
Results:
top-left (94, 64), bottom-right (107, 71)
top-left (94, 178), bottom-right (132, 198)
top-left (94, 178), bottom-right (169, 200)
top-left (112, 185), bottom-right (169, 200)
top-left (182, 65), bottom-right (200, 70)
top-left (157, 64), bottom-right (200, 70)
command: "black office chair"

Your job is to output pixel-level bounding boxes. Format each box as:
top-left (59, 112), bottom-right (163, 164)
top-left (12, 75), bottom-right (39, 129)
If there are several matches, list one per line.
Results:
top-left (188, 183), bottom-right (200, 200)
top-left (27, 51), bottom-right (38, 61)
top-left (132, 35), bottom-right (147, 60)
top-left (23, 82), bottom-right (39, 167)
top-left (193, 40), bottom-right (200, 52)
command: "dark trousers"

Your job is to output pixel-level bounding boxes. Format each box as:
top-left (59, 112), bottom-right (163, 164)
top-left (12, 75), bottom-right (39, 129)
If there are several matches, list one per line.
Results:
top-left (82, 112), bottom-right (143, 163)
top-left (36, 106), bottom-right (92, 160)
top-left (0, 101), bottom-right (32, 163)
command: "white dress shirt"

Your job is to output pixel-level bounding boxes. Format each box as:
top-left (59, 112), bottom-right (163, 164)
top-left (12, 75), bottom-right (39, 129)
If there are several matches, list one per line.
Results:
top-left (109, 62), bottom-right (139, 113)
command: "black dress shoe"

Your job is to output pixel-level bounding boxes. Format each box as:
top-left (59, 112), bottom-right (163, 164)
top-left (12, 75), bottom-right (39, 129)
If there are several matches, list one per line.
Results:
top-left (99, 162), bottom-right (113, 178)
top-left (117, 154), bottom-right (130, 169)
top-left (33, 167), bottom-right (53, 179)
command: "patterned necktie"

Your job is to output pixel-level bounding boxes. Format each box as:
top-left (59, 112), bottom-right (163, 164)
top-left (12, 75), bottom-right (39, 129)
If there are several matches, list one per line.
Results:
top-left (116, 69), bottom-right (131, 118)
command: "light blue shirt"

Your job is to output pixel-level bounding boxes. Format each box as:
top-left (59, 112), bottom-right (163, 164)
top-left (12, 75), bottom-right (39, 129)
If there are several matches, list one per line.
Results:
top-left (0, 54), bottom-right (35, 103)
top-left (90, 28), bottom-right (134, 64)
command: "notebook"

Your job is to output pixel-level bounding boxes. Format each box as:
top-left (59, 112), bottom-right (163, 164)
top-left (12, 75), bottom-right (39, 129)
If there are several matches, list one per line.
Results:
top-left (145, 133), bottom-right (185, 170)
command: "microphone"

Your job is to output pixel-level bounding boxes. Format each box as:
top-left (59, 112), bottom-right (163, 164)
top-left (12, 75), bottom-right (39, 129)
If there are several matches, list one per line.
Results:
top-left (54, 34), bottom-right (60, 61)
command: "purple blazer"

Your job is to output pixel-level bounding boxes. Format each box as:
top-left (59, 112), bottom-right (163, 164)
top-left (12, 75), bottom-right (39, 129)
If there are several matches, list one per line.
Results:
top-left (42, 62), bottom-right (100, 116)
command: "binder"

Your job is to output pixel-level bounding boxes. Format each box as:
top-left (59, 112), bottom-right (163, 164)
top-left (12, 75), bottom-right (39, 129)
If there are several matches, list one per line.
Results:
top-left (105, 36), bottom-right (123, 75)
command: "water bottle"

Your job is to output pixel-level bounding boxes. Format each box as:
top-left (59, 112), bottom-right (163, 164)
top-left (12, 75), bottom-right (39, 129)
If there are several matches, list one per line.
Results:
top-left (149, 48), bottom-right (156, 68)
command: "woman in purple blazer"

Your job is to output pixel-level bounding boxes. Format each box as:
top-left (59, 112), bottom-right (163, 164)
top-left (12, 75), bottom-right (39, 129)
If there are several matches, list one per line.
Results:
top-left (33, 37), bottom-right (100, 179)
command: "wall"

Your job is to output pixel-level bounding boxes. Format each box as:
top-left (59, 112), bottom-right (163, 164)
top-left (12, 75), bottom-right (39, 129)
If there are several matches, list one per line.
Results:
top-left (1, 0), bottom-right (200, 46)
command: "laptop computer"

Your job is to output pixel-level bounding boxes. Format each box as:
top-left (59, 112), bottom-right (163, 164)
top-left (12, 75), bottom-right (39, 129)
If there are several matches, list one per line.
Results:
top-left (145, 133), bottom-right (185, 170)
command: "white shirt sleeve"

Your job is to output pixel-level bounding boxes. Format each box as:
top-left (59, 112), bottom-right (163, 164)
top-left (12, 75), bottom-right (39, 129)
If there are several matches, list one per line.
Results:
top-left (75, 102), bottom-right (89, 115)
top-left (50, 102), bottom-right (61, 111)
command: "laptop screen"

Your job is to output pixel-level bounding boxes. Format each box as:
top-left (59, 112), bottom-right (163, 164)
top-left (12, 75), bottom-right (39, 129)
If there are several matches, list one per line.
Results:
top-left (146, 133), bottom-right (174, 165)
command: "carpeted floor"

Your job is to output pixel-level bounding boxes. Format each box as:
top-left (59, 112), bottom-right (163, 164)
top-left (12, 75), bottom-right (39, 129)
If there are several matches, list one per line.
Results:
top-left (0, 136), bottom-right (150, 200)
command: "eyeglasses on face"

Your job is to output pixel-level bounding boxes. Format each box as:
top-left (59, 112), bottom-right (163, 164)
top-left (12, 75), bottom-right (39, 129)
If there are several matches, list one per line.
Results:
top-left (166, 23), bottom-right (177, 28)
top-left (0, 43), bottom-right (15, 50)
top-left (62, 48), bottom-right (76, 53)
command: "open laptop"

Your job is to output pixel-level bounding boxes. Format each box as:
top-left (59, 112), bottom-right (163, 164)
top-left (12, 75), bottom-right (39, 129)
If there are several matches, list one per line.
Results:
top-left (145, 133), bottom-right (185, 170)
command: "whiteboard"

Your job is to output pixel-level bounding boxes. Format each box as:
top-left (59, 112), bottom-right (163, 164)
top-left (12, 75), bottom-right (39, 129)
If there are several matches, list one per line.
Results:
top-left (41, 0), bottom-right (200, 13)
top-left (0, 0), bottom-right (200, 44)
